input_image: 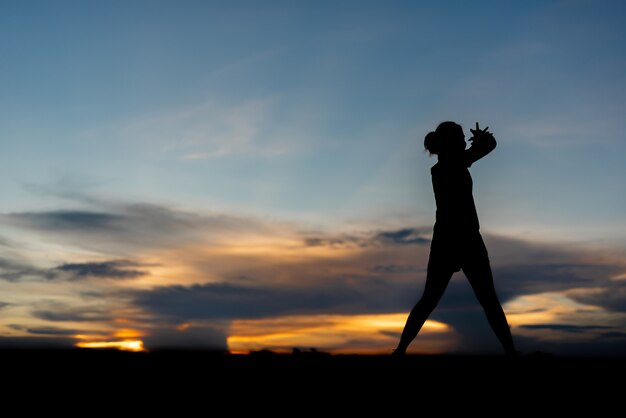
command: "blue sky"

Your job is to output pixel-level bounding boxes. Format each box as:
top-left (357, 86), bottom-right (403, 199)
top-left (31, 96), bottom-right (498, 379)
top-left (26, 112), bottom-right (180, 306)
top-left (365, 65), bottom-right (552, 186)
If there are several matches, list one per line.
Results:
top-left (0, 1), bottom-right (625, 355)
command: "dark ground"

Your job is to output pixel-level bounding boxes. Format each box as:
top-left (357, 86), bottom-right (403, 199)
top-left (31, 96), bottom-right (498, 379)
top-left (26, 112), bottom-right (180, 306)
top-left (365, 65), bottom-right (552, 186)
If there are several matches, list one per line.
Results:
top-left (3, 349), bottom-right (623, 410)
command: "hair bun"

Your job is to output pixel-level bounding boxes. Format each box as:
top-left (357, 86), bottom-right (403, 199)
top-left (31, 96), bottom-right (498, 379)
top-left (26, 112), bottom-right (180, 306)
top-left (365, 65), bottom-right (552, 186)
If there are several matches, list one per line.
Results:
top-left (424, 131), bottom-right (439, 155)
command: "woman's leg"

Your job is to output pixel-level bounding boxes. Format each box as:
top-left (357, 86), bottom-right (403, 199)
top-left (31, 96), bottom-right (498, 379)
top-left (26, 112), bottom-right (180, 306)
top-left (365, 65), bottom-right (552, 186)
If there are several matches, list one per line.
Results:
top-left (394, 265), bottom-right (455, 355)
top-left (463, 255), bottom-right (517, 356)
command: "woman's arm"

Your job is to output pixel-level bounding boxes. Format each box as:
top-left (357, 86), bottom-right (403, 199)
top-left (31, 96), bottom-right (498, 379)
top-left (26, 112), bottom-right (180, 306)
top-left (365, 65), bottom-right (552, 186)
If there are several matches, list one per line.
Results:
top-left (465, 123), bottom-right (497, 167)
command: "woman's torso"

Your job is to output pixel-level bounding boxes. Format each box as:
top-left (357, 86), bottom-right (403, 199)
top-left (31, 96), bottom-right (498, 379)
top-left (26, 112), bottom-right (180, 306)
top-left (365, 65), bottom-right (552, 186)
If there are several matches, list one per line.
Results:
top-left (431, 161), bottom-right (480, 235)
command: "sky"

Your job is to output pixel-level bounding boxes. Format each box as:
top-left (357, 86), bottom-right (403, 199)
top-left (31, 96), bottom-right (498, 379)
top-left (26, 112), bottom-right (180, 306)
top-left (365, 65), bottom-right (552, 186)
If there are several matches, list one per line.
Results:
top-left (1, 0), bottom-right (625, 356)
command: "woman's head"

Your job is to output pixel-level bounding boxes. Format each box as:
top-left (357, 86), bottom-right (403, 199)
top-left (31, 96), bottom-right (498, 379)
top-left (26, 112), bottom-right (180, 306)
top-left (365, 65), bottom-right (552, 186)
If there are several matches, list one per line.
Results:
top-left (424, 121), bottom-right (466, 156)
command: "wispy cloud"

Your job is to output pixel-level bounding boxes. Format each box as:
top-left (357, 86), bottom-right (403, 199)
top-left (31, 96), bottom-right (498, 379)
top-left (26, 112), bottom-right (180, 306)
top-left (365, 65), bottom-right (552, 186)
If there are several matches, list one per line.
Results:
top-left (373, 228), bottom-right (431, 245)
top-left (1, 203), bottom-right (281, 255)
top-left (519, 324), bottom-right (613, 333)
top-left (0, 256), bottom-right (54, 282)
top-left (9, 324), bottom-right (87, 336)
top-left (122, 98), bottom-right (298, 160)
top-left (303, 227), bottom-right (431, 249)
top-left (5, 210), bottom-right (123, 231)
top-left (53, 260), bottom-right (148, 281)
top-left (32, 303), bottom-right (115, 323)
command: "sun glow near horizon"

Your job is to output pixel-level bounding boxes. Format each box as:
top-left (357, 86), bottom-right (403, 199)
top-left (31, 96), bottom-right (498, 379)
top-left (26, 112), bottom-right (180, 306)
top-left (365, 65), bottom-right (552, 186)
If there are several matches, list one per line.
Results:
top-left (227, 312), bottom-right (456, 355)
top-left (74, 328), bottom-right (147, 352)
top-left (75, 340), bottom-right (146, 352)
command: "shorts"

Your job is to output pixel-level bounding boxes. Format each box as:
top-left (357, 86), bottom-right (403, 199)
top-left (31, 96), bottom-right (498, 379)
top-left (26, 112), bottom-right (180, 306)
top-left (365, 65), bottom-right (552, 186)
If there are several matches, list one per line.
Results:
top-left (427, 230), bottom-right (489, 273)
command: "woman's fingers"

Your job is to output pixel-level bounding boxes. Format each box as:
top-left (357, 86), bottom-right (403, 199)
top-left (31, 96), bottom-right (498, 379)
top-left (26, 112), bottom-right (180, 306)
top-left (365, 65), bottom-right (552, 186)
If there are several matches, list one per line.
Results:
top-left (471, 122), bottom-right (492, 136)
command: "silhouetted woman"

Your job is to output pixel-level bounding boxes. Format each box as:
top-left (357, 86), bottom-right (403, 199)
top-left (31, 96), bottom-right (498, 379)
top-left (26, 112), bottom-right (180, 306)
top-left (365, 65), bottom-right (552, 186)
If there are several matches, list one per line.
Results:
top-left (394, 121), bottom-right (517, 356)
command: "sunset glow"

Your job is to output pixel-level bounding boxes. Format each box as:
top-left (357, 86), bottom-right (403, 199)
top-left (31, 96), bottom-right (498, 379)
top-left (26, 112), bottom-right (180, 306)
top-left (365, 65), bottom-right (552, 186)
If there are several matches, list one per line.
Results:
top-left (76, 340), bottom-right (146, 352)
top-left (228, 313), bottom-right (455, 354)
top-left (114, 329), bottom-right (145, 339)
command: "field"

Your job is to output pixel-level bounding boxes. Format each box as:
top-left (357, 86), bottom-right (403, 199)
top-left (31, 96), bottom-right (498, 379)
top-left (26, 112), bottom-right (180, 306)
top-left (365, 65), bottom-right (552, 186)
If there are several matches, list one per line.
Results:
top-left (3, 348), bottom-right (624, 409)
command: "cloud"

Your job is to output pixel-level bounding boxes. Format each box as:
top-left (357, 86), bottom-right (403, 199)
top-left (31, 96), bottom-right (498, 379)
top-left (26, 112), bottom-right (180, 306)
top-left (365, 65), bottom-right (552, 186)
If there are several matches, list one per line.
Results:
top-left (492, 262), bottom-right (621, 303)
top-left (2, 195), bottom-right (626, 355)
top-left (302, 227), bottom-right (431, 249)
top-left (9, 324), bottom-right (84, 336)
top-left (0, 254), bottom-right (149, 282)
top-left (128, 229), bottom-right (626, 354)
top-left (0, 203), bottom-right (283, 255)
top-left (303, 236), bottom-right (367, 248)
top-left (0, 256), bottom-right (54, 282)
top-left (567, 286), bottom-right (626, 312)
top-left (6, 210), bottom-right (122, 231)
top-left (519, 324), bottom-right (613, 333)
top-left (133, 282), bottom-right (369, 320)
top-left (54, 260), bottom-right (148, 280)
top-left (369, 264), bottom-right (422, 274)
top-left (373, 228), bottom-right (431, 245)
top-left (32, 305), bottom-right (114, 323)
top-left (65, 207), bottom-right (626, 357)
